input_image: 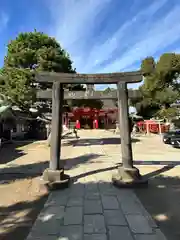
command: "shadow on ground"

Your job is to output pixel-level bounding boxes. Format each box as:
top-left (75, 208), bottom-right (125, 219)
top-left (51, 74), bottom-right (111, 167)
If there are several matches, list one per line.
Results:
top-left (0, 141), bottom-right (36, 165)
top-left (1, 162), bottom-right (180, 240)
top-left (134, 161), bottom-right (180, 166)
top-left (64, 153), bottom-right (104, 170)
top-left (1, 177), bottom-right (180, 240)
top-left (133, 160), bottom-right (180, 240)
top-left (73, 163), bottom-right (180, 240)
top-left (135, 174), bottom-right (180, 240)
top-left (62, 137), bottom-right (140, 147)
top-left (0, 153), bottom-right (103, 184)
top-left (133, 160), bottom-right (180, 180)
top-left (0, 161), bottom-right (49, 184)
top-left (0, 194), bottom-right (48, 240)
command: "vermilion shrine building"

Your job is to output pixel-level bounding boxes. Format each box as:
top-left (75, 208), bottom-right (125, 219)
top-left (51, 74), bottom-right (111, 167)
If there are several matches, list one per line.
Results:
top-left (63, 106), bottom-right (118, 130)
top-left (38, 84), bottom-right (140, 130)
top-left (37, 84), bottom-right (139, 129)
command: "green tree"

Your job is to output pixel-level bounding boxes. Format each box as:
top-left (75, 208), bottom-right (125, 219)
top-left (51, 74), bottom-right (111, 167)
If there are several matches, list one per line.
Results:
top-left (130, 53), bottom-right (180, 118)
top-left (141, 56), bottom-right (156, 77)
top-left (155, 107), bottom-right (178, 120)
top-left (0, 31), bottom-right (103, 112)
top-left (4, 31), bottom-right (75, 72)
top-left (131, 85), bottom-right (179, 119)
top-left (0, 68), bottom-right (36, 110)
top-left (156, 53), bottom-right (180, 90)
top-left (141, 53), bottom-right (180, 93)
top-left (0, 31), bottom-right (76, 111)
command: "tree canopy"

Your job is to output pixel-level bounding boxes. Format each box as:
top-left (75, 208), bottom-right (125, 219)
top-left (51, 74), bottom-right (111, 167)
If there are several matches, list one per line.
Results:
top-left (0, 31), bottom-right (75, 110)
top-left (0, 31), bottom-right (103, 111)
top-left (131, 53), bottom-right (180, 119)
top-left (141, 53), bottom-right (180, 91)
top-left (3, 31), bottom-right (75, 72)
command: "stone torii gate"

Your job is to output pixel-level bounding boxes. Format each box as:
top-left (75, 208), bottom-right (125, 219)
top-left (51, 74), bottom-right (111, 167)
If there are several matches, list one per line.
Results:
top-left (35, 71), bottom-right (147, 189)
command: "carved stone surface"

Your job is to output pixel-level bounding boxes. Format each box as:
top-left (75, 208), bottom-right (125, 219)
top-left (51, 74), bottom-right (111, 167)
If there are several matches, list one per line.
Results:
top-left (37, 89), bottom-right (141, 100)
top-left (35, 70), bottom-right (142, 83)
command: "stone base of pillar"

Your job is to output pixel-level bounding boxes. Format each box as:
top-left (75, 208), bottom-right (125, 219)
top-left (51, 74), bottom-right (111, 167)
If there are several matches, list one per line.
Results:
top-left (112, 165), bottom-right (148, 188)
top-left (41, 168), bottom-right (70, 190)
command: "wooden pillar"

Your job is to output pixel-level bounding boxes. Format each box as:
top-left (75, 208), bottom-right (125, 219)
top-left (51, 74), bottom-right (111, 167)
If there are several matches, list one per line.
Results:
top-left (117, 82), bottom-right (133, 168)
top-left (50, 81), bottom-right (64, 170)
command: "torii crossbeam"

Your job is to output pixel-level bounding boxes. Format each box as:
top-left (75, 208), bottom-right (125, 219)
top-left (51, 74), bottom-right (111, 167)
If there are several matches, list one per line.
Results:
top-left (37, 89), bottom-right (140, 100)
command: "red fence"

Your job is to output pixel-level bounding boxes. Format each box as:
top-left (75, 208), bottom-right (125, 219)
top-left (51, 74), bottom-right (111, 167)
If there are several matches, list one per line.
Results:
top-left (137, 120), bottom-right (170, 133)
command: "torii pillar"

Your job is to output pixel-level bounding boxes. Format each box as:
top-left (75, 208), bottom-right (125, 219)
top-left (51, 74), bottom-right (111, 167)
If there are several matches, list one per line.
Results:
top-left (112, 82), bottom-right (147, 187)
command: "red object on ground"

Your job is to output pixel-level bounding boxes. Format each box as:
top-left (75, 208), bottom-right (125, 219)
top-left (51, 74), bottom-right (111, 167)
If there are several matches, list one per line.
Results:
top-left (93, 119), bottom-right (98, 129)
top-left (75, 120), bottom-right (80, 129)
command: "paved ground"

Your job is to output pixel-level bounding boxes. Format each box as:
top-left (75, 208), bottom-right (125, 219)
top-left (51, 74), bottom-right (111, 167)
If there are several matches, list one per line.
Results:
top-left (0, 135), bottom-right (79, 239)
top-left (1, 130), bottom-right (180, 240)
top-left (25, 130), bottom-right (175, 240)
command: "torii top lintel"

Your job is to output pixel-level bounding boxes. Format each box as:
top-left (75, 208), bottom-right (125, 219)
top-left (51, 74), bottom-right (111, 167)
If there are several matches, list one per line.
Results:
top-left (35, 70), bottom-right (142, 84)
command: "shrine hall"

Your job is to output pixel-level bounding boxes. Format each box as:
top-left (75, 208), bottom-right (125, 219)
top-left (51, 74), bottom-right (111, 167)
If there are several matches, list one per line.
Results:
top-left (63, 105), bottom-right (118, 130)
top-left (37, 83), bottom-right (139, 130)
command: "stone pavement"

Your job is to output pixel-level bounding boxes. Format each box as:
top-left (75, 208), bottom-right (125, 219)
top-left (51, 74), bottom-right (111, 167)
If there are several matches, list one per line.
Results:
top-left (26, 130), bottom-right (167, 240)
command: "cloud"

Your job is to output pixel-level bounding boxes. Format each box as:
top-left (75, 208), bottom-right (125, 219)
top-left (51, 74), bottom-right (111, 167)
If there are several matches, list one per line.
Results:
top-left (99, 4), bottom-right (180, 73)
top-left (0, 12), bottom-right (9, 33)
top-left (48, 0), bottom-right (170, 73)
top-left (83, 0), bottom-right (168, 72)
top-left (48, 0), bottom-right (180, 89)
top-left (48, 0), bottom-right (111, 70)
